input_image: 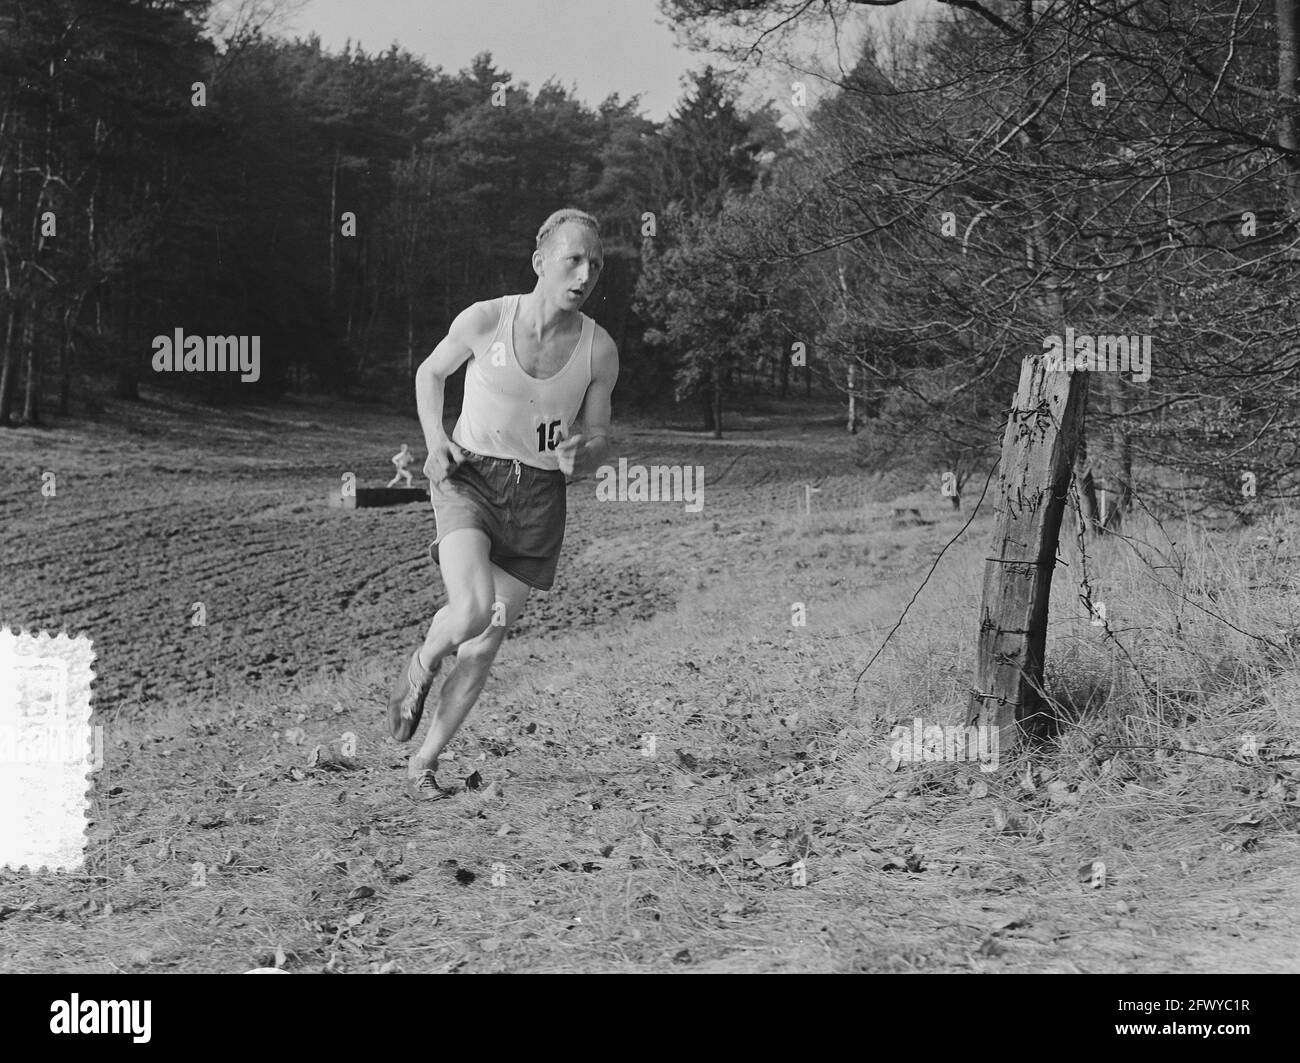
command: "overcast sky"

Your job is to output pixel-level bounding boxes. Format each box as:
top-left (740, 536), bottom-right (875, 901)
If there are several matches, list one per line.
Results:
top-left (284, 0), bottom-right (691, 119)
top-left (276, 0), bottom-right (937, 123)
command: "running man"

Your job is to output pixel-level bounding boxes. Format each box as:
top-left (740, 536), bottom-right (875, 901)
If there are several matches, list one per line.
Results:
top-left (387, 443), bottom-right (415, 488)
top-left (387, 208), bottom-right (618, 800)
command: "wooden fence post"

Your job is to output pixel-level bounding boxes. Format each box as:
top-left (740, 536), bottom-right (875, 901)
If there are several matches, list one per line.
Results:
top-left (967, 353), bottom-right (1089, 748)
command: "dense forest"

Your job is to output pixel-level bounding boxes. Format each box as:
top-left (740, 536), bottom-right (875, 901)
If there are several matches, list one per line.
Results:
top-left (0, 0), bottom-right (786, 421)
top-left (2, 0), bottom-right (1298, 518)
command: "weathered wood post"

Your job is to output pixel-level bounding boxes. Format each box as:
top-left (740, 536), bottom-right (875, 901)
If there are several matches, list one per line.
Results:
top-left (967, 353), bottom-right (1089, 748)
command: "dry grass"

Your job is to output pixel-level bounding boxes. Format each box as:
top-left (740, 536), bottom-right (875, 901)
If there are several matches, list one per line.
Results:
top-left (1, 396), bottom-right (1298, 972)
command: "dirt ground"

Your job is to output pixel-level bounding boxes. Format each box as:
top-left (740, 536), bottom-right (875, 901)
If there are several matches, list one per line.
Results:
top-left (1, 391), bottom-right (1296, 974)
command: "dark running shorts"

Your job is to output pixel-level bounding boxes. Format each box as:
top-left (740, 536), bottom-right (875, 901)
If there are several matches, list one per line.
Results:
top-left (427, 450), bottom-right (568, 591)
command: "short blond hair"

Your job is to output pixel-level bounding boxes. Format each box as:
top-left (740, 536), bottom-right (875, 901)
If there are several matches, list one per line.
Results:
top-left (536, 208), bottom-right (600, 251)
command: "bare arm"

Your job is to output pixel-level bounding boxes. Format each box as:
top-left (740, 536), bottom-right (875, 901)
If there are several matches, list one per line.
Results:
top-left (415, 302), bottom-right (495, 482)
top-left (556, 329), bottom-right (619, 479)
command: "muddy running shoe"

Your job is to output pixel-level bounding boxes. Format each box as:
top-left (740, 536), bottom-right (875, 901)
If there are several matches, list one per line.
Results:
top-left (387, 649), bottom-right (438, 742)
top-left (407, 769), bottom-right (450, 802)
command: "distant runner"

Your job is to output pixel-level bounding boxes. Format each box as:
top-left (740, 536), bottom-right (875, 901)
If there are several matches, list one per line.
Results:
top-left (387, 443), bottom-right (415, 488)
top-left (387, 208), bottom-right (619, 800)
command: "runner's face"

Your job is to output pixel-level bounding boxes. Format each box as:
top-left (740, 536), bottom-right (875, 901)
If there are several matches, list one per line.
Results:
top-left (542, 224), bottom-right (603, 309)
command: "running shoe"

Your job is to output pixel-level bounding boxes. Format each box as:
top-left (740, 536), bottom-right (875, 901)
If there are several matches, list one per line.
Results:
top-left (407, 768), bottom-right (450, 802)
top-left (387, 648), bottom-right (438, 742)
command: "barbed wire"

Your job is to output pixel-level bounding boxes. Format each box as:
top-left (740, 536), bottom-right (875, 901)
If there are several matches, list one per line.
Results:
top-left (1068, 480), bottom-right (1154, 693)
top-left (1122, 484), bottom-right (1293, 656)
top-left (843, 432), bottom-right (1296, 724)
top-left (849, 459), bottom-right (998, 706)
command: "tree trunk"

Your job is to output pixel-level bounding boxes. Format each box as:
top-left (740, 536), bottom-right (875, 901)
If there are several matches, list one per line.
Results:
top-left (0, 305), bottom-right (19, 426)
top-left (847, 363), bottom-right (857, 433)
top-left (1277, 0), bottom-right (1300, 217)
top-left (700, 380), bottom-right (716, 433)
top-left (58, 331), bottom-right (71, 416)
top-left (21, 313), bottom-right (39, 425)
top-left (1104, 379), bottom-right (1133, 531)
top-left (329, 144), bottom-right (340, 305)
top-left (58, 299), bottom-right (80, 417)
top-left (1073, 425), bottom-right (1101, 532)
top-left (406, 294), bottom-right (416, 385)
top-left (712, 369), bottom-right (723, 439)
top-left (115, 279), bottom-right (138, 400)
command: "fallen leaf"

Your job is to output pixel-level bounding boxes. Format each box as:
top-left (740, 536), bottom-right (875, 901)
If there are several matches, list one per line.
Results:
top-left (1078, 859), bottom-right (1107, 889)
top-left (992, 807), bottom-right (1015, 833)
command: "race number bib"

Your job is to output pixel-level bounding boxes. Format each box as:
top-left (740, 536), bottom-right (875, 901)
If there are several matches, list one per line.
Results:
top-left (534, 416), bottom-right (566, 453)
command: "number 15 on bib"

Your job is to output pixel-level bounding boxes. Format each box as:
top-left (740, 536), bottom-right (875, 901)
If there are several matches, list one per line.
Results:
top-left (535, 417), bottom-right (566, 453)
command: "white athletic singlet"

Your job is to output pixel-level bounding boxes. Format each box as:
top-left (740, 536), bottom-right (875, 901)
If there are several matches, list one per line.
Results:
top-left (452, 294), bottom-right (595, 471)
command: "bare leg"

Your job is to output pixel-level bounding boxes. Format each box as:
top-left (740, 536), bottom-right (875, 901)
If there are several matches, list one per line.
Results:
top-left (409, 564), bottom-right (531, 776)
top-left (411, 528), bottom-right (496, 675)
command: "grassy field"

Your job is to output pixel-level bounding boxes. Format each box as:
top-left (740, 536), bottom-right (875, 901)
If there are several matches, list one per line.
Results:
top-left (1, 389), bottom-right (1298, 973)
